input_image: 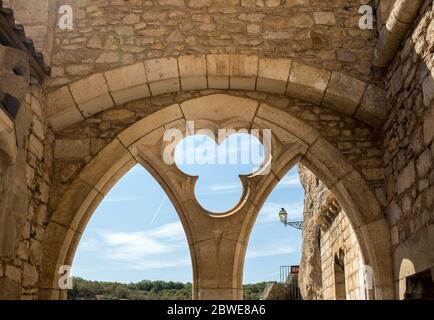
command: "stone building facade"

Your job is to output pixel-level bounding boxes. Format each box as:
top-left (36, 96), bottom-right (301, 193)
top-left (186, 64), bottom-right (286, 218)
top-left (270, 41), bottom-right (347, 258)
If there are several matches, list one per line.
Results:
top-left (382, 0), bottom-right (434, 299)
top-left (298, 166), bottom-right (370, 300)
top-left (0, 0), bottom-right (433, 300)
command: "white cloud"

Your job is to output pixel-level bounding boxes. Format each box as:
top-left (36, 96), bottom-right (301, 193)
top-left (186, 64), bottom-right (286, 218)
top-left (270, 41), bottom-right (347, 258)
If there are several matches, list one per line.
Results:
top-left (196, 182), bottom-right (242, 195)
top-left (115, 259), bottom-right (191, 270)
top-left (102, 232), bottom-right (175, 256)
top-left (77, 221), bottom-right (190, 271)
top-left (258, 202), bottom-right (303, 223)
top-left (148, 221), bottom-right (185, 241)
top-left (276, 175), bottom-right (301, 189)
top-left (246, 242), bottom-right (296, 259)
top-left (78, 238), bottom-right (100, 252)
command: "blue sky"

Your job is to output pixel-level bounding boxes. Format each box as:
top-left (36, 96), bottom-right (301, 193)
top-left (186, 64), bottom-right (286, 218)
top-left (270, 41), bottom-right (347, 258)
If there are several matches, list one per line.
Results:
top-left (72, 134), bottom-right (304, 284)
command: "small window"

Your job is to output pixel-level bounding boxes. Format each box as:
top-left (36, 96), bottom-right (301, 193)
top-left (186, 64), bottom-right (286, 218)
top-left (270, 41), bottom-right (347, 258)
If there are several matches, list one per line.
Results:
top-left (334, 249), bottom-right (346, 300)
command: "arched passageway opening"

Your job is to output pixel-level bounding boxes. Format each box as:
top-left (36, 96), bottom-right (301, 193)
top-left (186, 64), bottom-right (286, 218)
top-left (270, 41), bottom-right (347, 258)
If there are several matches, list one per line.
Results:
top-left (245, 164), bottom-right (376, 301)
top-left (41, 94), bottom-right (394, 300)
top-left (69, 164), bottom-right (192, 300)
top-left (244, 167), bottom-right (304, 299)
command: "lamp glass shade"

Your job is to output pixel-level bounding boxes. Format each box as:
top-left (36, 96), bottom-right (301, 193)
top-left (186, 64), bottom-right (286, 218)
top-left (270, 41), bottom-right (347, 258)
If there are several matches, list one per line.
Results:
top-left (279, 208), bottom-right (287, 224)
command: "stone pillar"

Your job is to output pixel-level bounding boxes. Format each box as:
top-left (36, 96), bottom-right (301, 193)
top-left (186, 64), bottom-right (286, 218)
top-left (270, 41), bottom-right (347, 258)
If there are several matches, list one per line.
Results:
top-left (182, 202), bottom-right (253, 300)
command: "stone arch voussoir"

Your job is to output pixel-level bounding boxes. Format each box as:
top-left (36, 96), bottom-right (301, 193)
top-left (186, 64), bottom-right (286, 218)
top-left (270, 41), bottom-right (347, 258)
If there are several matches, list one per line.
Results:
top-left (46, 54), bottom-right (388, 132)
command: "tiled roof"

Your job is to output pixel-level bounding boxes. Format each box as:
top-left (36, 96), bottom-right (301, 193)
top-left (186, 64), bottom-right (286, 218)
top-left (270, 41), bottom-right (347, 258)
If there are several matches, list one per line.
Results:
top-left (0, 1), bottom-right (51, 82)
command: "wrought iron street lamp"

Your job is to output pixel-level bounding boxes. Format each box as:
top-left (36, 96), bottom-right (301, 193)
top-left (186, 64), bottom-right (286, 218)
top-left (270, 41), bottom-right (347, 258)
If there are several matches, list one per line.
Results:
top-left (278, 208), bottom-right (303, 230)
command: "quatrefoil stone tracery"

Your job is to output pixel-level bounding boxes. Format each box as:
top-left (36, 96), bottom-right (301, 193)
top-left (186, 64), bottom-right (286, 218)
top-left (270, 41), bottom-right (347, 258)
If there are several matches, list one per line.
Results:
top-left (172, 133), bottom-right (267, 215)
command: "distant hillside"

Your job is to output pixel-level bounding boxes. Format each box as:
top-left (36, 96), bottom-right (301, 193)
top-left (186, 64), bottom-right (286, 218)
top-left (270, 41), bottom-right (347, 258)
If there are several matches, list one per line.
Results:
top-left (68, 277), bottom-right (269, 300)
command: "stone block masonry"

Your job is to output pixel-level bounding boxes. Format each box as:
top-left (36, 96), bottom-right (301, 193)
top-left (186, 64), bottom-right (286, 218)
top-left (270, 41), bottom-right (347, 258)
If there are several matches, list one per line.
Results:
top-left (383, 0), bottom-right (434, 299)
top-left (0, 85), bottom-right (55, 300)
top-left (298, 166), bottom-right (368, 300)
top-left (47, 0), bottom-right (378, 89)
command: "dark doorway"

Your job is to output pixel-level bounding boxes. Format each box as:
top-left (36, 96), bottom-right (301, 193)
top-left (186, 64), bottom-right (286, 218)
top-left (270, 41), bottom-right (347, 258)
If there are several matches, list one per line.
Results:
top-left (404, 268), bottom-right (434, 300)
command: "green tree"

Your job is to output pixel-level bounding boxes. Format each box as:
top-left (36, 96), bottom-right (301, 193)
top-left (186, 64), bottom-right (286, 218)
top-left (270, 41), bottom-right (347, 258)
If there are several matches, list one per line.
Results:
top-left (68, 277), bottom-right (269, 300)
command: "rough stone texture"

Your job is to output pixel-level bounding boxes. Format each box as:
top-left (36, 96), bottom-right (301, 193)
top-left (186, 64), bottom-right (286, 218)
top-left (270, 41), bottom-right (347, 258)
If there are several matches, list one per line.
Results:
top-left (382, 0), bottom-right (434, 298)
top-left (0, 45), bottom-right (30, 168)
top-left (5, 0), bottom-right (57, 65)
top-left (46, 0), bottom-right (378, 89)
top-left (260, 280), bottom-right (299, 300)
top-left (298, 164), bottom-right (324, 300)
top-left (298, 165), bottom-right (368, 300)
top-left (0, 13), bottom-right (52, 300)
top-left (320, 209), bottom-right (366, 300)
top-left (0, 85), bottom-right (54, 300)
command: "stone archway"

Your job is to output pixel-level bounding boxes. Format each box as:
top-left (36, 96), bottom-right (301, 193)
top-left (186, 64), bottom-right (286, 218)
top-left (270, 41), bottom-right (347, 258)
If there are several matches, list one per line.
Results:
top-left (40, 93), bottom-right (394, 300)
top-left (46, 54), bottom-right (387, 132)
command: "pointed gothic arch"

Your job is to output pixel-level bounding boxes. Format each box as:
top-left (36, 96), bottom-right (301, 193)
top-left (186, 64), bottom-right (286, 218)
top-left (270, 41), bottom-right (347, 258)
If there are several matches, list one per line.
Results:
top-left (40, 94), bottom-right (394, 300)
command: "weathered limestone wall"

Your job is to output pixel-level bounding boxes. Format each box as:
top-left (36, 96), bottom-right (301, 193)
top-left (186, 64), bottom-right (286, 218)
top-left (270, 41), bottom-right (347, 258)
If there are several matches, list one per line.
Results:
top-left (320, 210), bottom-right (366, 300)
top-left (4, 0), bottom-right (57, 64)
top-left (298, 164), bottom-right (324, 300)
top-left (260, 282), bottom-right (291, 300)
top-left (48, 0), bottom-right (378, 88)
top-left (0, 87), bottom-right (54, 300)
top-left (383, 0), bottom-right (434, 299)
top-left (298, 166), bottom-right (367, 300)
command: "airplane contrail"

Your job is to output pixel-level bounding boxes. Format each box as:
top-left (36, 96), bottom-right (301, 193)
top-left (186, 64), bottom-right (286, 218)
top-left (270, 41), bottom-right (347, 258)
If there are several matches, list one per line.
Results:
top-left (150, 194), bottom-right (167, 225)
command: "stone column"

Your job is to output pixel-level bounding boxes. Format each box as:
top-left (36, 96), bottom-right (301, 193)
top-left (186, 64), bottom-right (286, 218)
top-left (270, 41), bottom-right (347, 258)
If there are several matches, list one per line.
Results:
top-left (180, 197), bottom-right (256, 300)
